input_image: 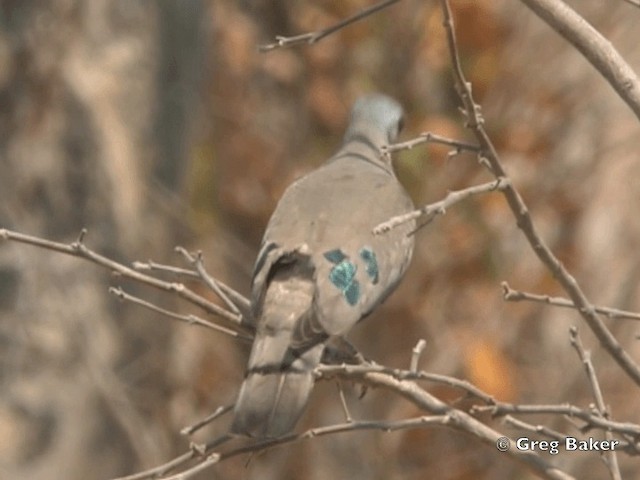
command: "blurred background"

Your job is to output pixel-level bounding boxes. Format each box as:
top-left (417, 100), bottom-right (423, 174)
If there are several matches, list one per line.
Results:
top-left (1, 1), bottom-right (639, 479)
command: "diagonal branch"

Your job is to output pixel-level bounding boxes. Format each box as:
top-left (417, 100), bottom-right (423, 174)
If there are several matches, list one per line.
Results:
top-left (472, 403), bottom-right (640, 437)
top-left (317, 363), bottom-right (497, 405)
top-left (162, 416), bottom-right (452, 480)
top-left (259, 0), bottom-right (401, 51)
top-left (133, 258), bottom-right (251, 314)
top-left (114, 368), bottom-right (574, 480)
top-left (570, 328), bottom-right (622, 480)
top-left (505, 415), bottom-right (569, 443)
top-left (374, 177), bottom-right (509, 234)
top-left (174, 247), bottom-right (246, 316)
top-left (109, 287), bottom-right (252, 341)
top-left (326, 370), bottom-right (574, 480)
top-left (502, 282), bottom-right (640, 322)
top-left (519, 0), bottom-right (640, 121)
top-left (438, 0), bottom-right (640, 387)
top-left (181, 405), bottom-right (234, 437)
top-left (0, 228), bottom-right (251, 335)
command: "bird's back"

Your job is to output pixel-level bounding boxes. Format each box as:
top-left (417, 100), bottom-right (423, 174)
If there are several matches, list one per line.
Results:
top-left (260, 154), bottom-right (415, 334)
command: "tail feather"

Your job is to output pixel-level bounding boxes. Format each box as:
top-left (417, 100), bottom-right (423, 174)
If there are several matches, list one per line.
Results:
top-left (230, 345), bottom-right (323, 437)
top-left (231, 272), bottom-right (323, 438)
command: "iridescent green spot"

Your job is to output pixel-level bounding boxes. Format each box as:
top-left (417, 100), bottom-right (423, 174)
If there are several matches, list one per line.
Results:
top-left (359, 247), bottom-right (379, 285)
top-left (328, 260), bottom-right (356, 290)
top-left (327, 259), bottom-right (360, 306)
top-left (344, 280), bottom-right (360, 306)
top-left (324, 249), bottom-right (347, 264)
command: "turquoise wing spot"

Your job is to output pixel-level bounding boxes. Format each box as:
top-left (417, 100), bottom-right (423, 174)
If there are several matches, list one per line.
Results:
top-left (359, 247), bottom-right (379, 285)
top-left (344, 280), bottom-right (360, 306)
top-left (327, 259), bottom-right (360, 305)
top-left (324, 249), bottom-right (347, 264)
top-left (328, 260), bottom-right (356, 290)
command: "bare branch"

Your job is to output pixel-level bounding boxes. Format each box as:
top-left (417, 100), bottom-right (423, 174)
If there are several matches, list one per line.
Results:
top-left (117, 418), bottom-right (457, 480)
top-left (109, 287), bottom-right (250, 340)
top-left (438, 0), bottom-right (640, 386)
top-left (317, 364), bottom-right (496, 407)
top-left (324, 369), bottom-right (573, 480)
top-left (502, 282), bottom-right (640, 321)
top-left (113, 451), bottom-right (195, 480)
top-left (180, 405), bottom-right (234, 437)
top-left (0, 228), bottom-right (251, 334)
top-left (570, 328), bottom-right (622, 480)
top-left (505, 415), bottom-right (569, 443)
top-left (133, 260), bottom-right (200, 278)
top-left (410, 339), bottom-right (427, 373)
top-left (383, 131), bottom-right (480, 155)
top-left (520, 0), bottom-right (640, 121)
top-left (124, 368), bottom-right (573, 480)
top-left (374, 177), bottom-right (509, 234)
top-left (570, 328), bottom-right (612, 420)
top-left (174, 247), bottom-right (246, 316)
top-left (259, 0), bottom-right (401, 52)
top-left (473, 403), bottom-right (640, 437)
top-left (115, 359), bottom-right (585, 479)
top-left (165, 416), bottom-right (455, 480)
top-left (336, 382), bottom-right (353, 423)
top-left (134, 258), bottom-right (251, 314)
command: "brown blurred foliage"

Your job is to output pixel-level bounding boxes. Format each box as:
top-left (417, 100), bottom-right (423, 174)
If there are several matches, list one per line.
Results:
top-left (1, 1), bottom-right (640, 479)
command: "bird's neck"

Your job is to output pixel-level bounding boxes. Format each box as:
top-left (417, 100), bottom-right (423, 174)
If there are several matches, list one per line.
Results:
top-left (334, 130), bottom-right (394, 174)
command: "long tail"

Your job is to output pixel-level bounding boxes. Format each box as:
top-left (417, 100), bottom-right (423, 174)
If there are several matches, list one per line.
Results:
top-left (231, 275), bottom-right (323, 438)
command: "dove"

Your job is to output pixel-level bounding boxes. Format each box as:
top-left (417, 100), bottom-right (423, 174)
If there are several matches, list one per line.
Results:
top-left (231, 94), bottom-right (415, 438)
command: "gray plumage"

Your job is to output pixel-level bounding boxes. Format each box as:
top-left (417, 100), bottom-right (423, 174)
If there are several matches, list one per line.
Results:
top-left (230, 94), bottom-right (415, 438)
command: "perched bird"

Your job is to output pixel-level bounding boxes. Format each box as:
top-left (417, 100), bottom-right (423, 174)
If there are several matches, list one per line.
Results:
top-left (231, 94), bottom-right (415, 438)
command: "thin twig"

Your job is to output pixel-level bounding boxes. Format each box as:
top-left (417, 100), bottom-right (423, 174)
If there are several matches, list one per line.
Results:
top-left (113, 435), bottom-right (233, 480)
top-left (570, 328), bottom-right (622, 480)
top-left (134, 258), bottom-right (252, 314)
top-left (317, 363), bottom-right (496, 406)
top-left (502, 282), bottom-right (640, 321)
top-left (165, 416), bottom-right (452, 480)
top-left (384, 131), bottom-right (480, 154)
top-left (472, 403), bottom-right (640, 437)
top-left (259, 0), bottom-right (401, 52)
top-left (571, 326), bottom-right (617, 417)
top-left (336, 382), bottom-right (353, 423)
top-left (133, 260), bottom-right (200, 278)
top-left (505, 415), bottom-right (568, 443)
top-left (181, 405), bottom-right (234, 436)
top-left (109, 287), bottom-right (251, 341)
top-left (374, 177), bottom-right (509, 234)
top-left (410, 339), bottom-right (427, 373)
top-left (112, 451), bottom-right (195, 480)
top-left (175, 247), bottom-right (243, 316)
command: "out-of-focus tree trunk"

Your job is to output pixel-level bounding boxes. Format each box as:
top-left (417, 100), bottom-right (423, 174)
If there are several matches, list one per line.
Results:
top-left (0, 1), bottom-right (207, 478)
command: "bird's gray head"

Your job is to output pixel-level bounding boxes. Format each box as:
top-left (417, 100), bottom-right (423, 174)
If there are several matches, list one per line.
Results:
top-left (343, 94), bottom-right (404, 147)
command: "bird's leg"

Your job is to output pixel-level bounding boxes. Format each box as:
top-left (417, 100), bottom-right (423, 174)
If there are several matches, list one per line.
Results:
top-left (321, 336), bottom-right (368, 365)
top-left (322, 337), bottom-right (371, 399)
top-left (336, 381), bottom-right (354, 423)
